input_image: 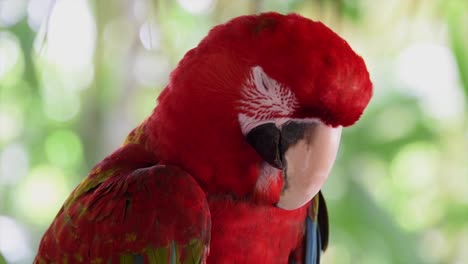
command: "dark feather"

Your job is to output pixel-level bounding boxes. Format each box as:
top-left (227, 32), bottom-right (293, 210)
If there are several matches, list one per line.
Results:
top-left (304, 191), bottom-right (329, 264)
top-left (318, 191), bottom-right (329, 251)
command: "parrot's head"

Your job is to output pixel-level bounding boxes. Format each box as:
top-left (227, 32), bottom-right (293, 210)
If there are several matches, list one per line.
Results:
top-left (151, 12), bottom-right (372, 209)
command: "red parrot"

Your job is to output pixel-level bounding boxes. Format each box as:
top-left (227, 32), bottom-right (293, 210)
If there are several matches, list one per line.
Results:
top-left (35, 12), bottom-right (372, 263)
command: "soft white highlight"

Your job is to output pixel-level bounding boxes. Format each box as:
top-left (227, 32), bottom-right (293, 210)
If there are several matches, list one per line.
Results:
top-left (396, 43), bottom-right (464, 120)
top-left (238, 66), bottom-right (299, 135)
top-left (255, 163), bottom-right (280, 193)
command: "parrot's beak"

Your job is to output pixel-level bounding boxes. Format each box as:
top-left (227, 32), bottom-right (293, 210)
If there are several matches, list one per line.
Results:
top-left (246, 121), bottom-right (342, 210)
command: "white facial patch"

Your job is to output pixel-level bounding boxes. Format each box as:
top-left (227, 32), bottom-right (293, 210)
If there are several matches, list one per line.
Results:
top-left (255, 163), bottom-right (280, 193)
top-left (238, 66), bottom-right (299, 135)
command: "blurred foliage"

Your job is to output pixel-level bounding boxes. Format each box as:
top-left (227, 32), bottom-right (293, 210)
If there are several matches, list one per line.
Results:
top-left (0, 0), bottom-right (467, 263)
top-left (0, 253), bottom-right (6, 264)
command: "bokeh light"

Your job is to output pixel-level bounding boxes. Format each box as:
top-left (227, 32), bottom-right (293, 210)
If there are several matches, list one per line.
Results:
top-left (15, 165), bottom-right (70, 226)
top-left (0, 102), bottom-right (24, 143)
top-left (390, 142), bottom-right (443, 230)
top-left (0, 32), bottom-right (22, 82)
top-left (44, 129), bottom-right (83, 168)
top-left (41, 83), bottom-right (81, 122)
top-left (419, 229), bottom-right (449, 263)
top-left (0, 143), bottom-right (29, 185)
top-left (396, 43), bottom-right (465, 121)
top-left (27, 0), bottom-right (55, 31)
top-left (139, 21), bottom-right (161, 51)
top-left (0, 216), bottom-right (32, 263)
top-left (133, 50), bottom-right (170, 87)
top-left (0, 0), bottom-right (27, 27)
top-left (176, 0), bottom-right (214, 14)
top-left (37, 0), bottom-right (96, 71)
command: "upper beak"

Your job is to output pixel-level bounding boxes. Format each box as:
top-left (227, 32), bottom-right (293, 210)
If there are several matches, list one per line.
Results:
top-left (246, 120), bottom-right (342, 210)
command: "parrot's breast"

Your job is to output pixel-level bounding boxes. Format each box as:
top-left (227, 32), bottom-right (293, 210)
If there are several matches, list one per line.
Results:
top-left (206, 196), bottom-right (308, 263)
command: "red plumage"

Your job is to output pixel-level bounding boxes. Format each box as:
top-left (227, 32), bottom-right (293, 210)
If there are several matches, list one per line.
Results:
top-left (35, 12), bottom-right (372, 263)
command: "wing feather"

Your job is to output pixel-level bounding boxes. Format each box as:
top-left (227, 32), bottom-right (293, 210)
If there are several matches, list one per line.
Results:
top-left (305, 191), bottom-right (329, 264)
top-left (35, 162), bottom-right (211, 264)
top-left (289, 191), bottom-right (329, 264)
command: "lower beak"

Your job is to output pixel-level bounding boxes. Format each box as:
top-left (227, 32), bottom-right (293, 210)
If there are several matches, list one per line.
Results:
top-left (277, 121), bottom-right (341, 210)
top-left (246, 121), bottom-right (342, 210)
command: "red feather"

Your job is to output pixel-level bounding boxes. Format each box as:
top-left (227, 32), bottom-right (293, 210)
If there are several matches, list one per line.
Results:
top-left (36, 12), bottom-right (371, 263)
top-left (36, 123), bottom-right (211, 263)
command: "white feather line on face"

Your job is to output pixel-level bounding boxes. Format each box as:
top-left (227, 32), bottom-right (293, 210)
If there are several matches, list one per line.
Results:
top-left (255, 163), bottom-right (280, 193)
top-left (238, 66), bottom-right (299, 135)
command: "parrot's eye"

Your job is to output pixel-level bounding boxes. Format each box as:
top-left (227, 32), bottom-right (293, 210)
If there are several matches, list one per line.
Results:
top-left (237, 66), bottom-right (299, 136)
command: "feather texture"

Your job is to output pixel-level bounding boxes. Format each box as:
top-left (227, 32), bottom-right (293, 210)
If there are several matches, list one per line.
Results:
top-left (305, 192), bottom-right (328, 264)
top-left (35, 12), bottom-right (371, 263)
top-left (35, 123), bottom-right (211, 264)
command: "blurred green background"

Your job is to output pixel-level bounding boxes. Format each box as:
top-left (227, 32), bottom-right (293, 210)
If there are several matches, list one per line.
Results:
top-left (0, 0), bottom-right (467, 263)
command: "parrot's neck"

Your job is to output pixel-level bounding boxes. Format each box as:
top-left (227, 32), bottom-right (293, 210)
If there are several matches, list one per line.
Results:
top-left (144, 101), bottom-right (281, 204)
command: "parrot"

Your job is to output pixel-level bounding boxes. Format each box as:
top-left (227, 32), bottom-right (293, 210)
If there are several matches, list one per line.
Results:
top-left (35, 12), bottom-right (372, 263)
